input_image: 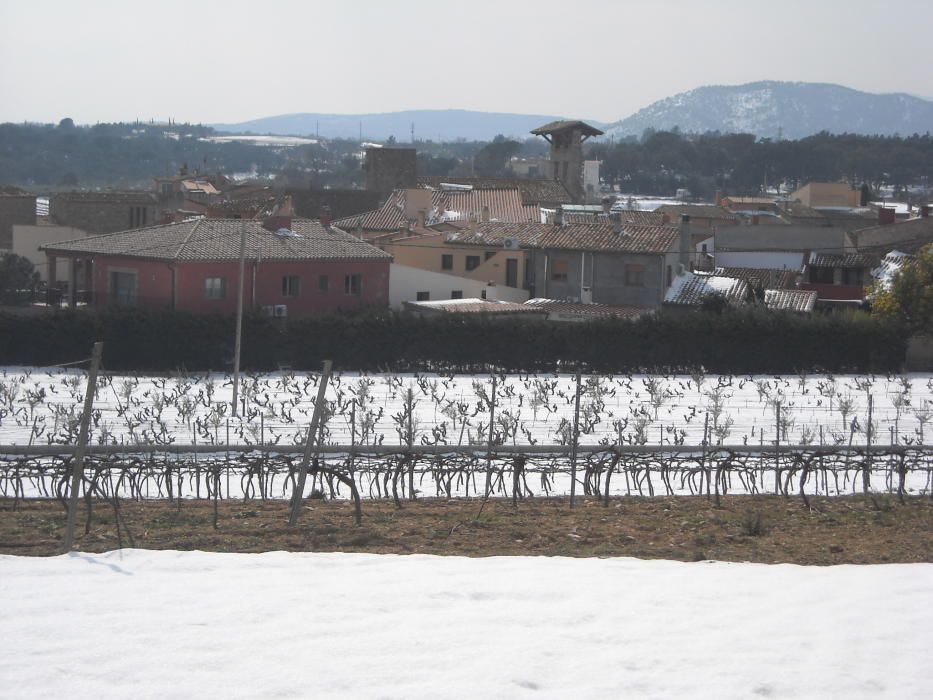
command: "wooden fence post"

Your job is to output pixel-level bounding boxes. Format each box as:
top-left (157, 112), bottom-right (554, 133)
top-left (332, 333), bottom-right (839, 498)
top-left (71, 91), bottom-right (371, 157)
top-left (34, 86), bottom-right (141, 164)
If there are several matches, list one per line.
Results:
top-left (569, 370), bottom-right (582, 508)
top-left (62, 341), bottom-right (103, 552)
top-left (288, 360), bottom-right (333, 526)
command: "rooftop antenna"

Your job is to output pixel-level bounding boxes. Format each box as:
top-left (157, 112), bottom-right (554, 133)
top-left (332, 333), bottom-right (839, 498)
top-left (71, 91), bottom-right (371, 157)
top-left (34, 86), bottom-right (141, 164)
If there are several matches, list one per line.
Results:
top-left (411, 121), bottom-right (415, 144)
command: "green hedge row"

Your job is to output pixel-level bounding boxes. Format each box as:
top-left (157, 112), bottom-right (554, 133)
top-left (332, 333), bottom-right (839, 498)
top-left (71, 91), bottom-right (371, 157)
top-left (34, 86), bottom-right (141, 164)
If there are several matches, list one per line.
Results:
top-left (0, 308), bottom-right (907, 374)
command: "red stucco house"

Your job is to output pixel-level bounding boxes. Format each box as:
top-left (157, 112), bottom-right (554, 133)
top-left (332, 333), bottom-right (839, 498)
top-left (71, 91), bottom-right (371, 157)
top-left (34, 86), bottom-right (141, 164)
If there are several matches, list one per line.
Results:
top-left (40, 217), bottom-right (392, 317)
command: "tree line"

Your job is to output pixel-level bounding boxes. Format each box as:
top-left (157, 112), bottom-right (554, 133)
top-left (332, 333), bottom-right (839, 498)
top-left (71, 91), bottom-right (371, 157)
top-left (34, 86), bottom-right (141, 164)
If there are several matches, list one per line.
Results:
top-left (588, 130), bottom-right (933, 199)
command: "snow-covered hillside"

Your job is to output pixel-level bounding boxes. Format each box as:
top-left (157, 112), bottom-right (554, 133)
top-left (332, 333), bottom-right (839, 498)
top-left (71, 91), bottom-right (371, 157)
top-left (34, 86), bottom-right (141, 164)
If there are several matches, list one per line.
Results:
top-left (604, 81), bottom-right (933, 139)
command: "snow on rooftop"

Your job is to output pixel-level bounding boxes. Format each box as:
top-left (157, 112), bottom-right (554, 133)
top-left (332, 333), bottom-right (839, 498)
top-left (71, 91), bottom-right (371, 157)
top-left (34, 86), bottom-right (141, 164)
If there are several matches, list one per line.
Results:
top-left (0, 550), bottom-right (930, 699)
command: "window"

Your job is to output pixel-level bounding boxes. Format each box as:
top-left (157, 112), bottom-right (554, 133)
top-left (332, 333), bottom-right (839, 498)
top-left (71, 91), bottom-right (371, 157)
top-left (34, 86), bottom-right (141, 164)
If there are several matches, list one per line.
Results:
top-left (128, 206), bottom-right (148, 228)
top-left (109, 270), bottom-right (137, 307)
top-left (551, 259), bottom-right (569, 282)
top-left (809, 267), bottom-right (834, 285)
top-left (484, 251), bottom-right (496, 261)
top-left (204, 277), bottom-right (226, 299)
top-left (465, 255), bottom-right (481, 271)
top-left (318, 275), bottom-right (329, 293)
top-left (345, 274), bottom-right (361, 296)
top-left (282, 275), bottom-right (300, 297)
top-left (451, 290), bottom-right (463, 299)
top-left (441, 254), bottom-right (453, 270)
top-left (416, 291), bottom-right (430, 301)
top-left (625, 264), bottom-right (646, 287)
top-left (842, 268), bottom-right (864, 286)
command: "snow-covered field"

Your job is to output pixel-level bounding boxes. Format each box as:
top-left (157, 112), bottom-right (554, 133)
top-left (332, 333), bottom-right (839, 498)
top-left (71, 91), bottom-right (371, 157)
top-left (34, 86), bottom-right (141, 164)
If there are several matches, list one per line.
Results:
top-left (0, 550), bottom-right (930, 699)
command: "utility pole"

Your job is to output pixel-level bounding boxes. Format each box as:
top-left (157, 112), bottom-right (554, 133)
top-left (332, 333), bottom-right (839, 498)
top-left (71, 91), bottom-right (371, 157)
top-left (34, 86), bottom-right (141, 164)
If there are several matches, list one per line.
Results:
top-left (289, 360), bottom-right (334, 526)
top-left (63, 342), bottom-right (103, 552)
top-left (231, 222), bottom-right (247, 417)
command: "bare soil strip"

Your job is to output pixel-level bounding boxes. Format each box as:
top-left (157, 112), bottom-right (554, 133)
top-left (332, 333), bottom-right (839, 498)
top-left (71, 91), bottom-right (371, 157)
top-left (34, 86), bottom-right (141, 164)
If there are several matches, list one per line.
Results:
top-left (1, 495), bottom-right (931, 564)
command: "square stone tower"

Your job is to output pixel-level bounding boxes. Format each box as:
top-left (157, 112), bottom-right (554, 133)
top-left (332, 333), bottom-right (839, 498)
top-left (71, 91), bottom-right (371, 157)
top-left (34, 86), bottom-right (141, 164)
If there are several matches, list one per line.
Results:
top-left (531, 120), bottom-right (604, 203)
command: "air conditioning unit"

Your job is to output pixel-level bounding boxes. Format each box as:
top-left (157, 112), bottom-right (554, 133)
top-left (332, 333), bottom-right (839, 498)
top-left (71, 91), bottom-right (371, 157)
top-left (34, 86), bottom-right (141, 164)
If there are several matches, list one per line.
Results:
top-left (273, 304), bottom-right (288, 318)
top-left (261, 305), bottom-right (275, 317)
top-left (503, 237), bottom-right (520, 250)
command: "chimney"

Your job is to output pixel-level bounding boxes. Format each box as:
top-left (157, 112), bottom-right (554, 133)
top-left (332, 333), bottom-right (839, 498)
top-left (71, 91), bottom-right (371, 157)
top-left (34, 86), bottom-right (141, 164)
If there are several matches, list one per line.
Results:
top-left (921, 204), bottom-right (931, 218)
top-left (661, 212), bottom-right (671, 225)
top-left (878, 207), bottom-right (896, 225)
top-left (554, 205), bottom-right (564, 227)
top-left (679, 214), bottom-right (691, 269)
top-left (714, 190), bottom-right (723, 207)
top-left (481, 205), bottom-right (490, 223)
top-left (610, 211), bottom-right (622, 235)
top-left (416, 209), bottom-right (426, 228)
top-left (485, 282), bottom-right (498, 301)
top-left (263, 195), bottom-right (295, 232)
top-left (319, 204), bottom-right (331, 230)
top-left (601, 196), bottom-right (613, 215)
top-left (403, 187), bottom-right (431, 220)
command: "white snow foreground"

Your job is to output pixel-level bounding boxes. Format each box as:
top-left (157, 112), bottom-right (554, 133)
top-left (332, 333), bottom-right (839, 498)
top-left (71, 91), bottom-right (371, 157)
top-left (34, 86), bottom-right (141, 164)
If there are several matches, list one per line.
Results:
top-left (1, 551), bottom-right (930, 699)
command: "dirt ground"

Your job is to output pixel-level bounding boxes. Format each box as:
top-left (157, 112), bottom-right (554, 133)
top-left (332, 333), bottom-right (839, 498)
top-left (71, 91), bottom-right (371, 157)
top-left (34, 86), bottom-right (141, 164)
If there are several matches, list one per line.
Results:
top-left (2, 494), bottom-right (932, 564)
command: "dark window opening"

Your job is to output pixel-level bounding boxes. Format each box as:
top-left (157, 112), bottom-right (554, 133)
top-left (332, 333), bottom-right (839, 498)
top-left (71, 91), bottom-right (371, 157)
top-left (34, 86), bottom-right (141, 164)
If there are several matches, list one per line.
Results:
top-left (465, 256), bottom-right (480, 271)
top-left (551, 259), bottom-right (569, 282)
top-left (416, 291), bottom-right (430, 301)
top-left (441, 254), bottom-right (453, 270)
top-left (282, 275), bottom-right (300, 297)
top-left (345, 274), bottom-right (362, 296)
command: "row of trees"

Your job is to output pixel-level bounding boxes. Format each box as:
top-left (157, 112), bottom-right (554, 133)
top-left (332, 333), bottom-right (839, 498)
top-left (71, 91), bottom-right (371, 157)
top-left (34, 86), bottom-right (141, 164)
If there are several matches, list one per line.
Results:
top-left (3, 119), bottom-right (931, 195)
top-left (588, 130), bottom-right (933, 199)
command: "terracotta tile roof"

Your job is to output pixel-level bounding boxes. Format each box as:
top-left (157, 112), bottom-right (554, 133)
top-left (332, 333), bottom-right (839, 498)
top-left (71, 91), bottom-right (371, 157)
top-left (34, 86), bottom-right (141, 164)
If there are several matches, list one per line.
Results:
top-left (405, 298), bottom-right (546, 315)
top-left (524, 298), bottom-right (652, 320)
top-left (655, 204), bottom-right (738, 222)
top-left (417, 177), bottom-right (573, 206)
top-left (40, 219), bottom-right (391, 262)
top-left (447, 222), bottom-right (550, 247)
top-left (333, 190), bottom-right (445, 232)
top-left (664, 272), bottom-right (750, 306)
top-left (807, 252), bottom-right (870, 268)
top-left (714, 266), bottom-right (799, 289)
top-left (536, 222), bottom-right (680, 254)
top-left (553, 210), bottom-right (665, 226)
top-left (442, 187), bottom-right (540, 223)
top-left (53, 190), bottom-right (158, 204)
top-left (0, 185), bottom-right (33, 197)
top-left (723, 196), bottom-right (775, 205)
top-left (764, 289), bottom-right (817, 313)
top-left (334, 187), bottom-right (541, 234)
top-left (531, 120), bottom-right (604, 136)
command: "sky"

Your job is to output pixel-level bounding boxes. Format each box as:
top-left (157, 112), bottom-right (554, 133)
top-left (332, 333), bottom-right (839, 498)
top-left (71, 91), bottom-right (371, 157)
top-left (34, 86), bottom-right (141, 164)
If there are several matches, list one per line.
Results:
top-left (2, 0), bottom-right (932, 125)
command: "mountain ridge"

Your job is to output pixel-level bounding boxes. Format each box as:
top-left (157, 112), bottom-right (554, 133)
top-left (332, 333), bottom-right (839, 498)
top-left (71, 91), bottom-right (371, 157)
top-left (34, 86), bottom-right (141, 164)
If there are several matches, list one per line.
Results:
top-left (603, 81), bottom-right (933, 139)
top-left (211, 82), bottom-right (933, 142)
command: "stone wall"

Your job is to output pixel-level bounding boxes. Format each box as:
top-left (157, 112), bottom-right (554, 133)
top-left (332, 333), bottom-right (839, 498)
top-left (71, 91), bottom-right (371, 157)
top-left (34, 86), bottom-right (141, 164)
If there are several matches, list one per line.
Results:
top-left (0, 194), bottom-right (37, 249)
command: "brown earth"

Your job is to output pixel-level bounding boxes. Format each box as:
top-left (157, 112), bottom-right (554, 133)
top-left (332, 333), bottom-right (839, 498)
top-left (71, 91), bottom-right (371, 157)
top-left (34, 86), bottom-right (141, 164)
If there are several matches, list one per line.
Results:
top-left (1, 495), bottom-right (931, 564)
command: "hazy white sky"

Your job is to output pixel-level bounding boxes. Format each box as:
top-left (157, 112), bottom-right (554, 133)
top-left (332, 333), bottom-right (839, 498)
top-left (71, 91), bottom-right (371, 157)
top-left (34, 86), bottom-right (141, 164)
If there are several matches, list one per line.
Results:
top-left (2, 0), bottom-right (931, 125)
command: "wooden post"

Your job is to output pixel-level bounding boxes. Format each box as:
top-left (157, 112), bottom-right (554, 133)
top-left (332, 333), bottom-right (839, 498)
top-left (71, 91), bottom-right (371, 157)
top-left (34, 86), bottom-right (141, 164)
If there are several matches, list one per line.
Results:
top-left (288, 360), bottom-right (333, 526)
top-left (231, 222), bottom-right (247, 417)
top-left (483, 374), bottom-right (497, 498)
top-left (864, 394), bottom-right (873, 493)
top-left (62, 342), bottom-right (103, 552)
top-left (774, 402), bottom-right (781, 495)
top-left (569, 370), bottom-right (582, 508)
